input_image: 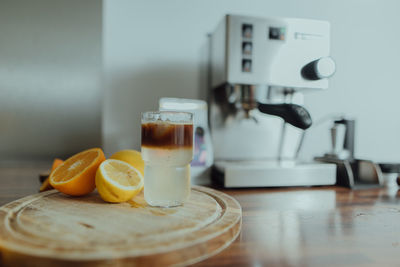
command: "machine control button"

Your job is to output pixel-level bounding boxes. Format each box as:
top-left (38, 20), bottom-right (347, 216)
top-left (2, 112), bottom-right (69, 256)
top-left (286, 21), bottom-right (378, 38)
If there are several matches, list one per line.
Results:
top-left (269, 27), bottom-right (285, 40)
top-left (301, 57), bottom-right (336, 80)
top-left (242, 59), bottom-right (252, 72)
top-left (242, 24), bottom-right (253, 38)
top-left (242, 42), bottom-right (252, 55)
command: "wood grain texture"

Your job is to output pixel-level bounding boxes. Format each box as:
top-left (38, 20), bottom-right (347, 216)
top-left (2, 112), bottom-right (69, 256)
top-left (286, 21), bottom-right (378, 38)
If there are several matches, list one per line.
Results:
top-left (0, 186), bottom-right (241, 267)
top-left (1, 162), bottom-right (400, 266)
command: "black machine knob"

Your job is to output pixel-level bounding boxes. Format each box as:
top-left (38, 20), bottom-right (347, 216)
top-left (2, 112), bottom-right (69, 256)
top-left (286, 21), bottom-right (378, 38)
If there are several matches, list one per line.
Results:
top-left (258, 103), bottom-right (312, 130)
top-left (301, 57), bottom-right (336, 80)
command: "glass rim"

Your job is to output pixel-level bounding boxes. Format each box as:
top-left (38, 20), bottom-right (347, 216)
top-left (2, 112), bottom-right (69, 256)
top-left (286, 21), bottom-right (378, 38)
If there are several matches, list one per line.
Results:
top-left (141, 111), bottom-right (193, 123)
top-left (142, 111), bottom-right (193, 115)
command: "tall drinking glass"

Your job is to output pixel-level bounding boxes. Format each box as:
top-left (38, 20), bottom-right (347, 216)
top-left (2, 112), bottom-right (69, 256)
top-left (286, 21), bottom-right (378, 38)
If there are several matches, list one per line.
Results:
top-left (141, 111), bottom-right (193, 207)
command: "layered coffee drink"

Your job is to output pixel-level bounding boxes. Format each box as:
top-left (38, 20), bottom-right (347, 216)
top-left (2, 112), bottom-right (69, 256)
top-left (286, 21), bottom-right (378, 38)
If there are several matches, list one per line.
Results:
top-left (141, 112), bottom-right (193, 207)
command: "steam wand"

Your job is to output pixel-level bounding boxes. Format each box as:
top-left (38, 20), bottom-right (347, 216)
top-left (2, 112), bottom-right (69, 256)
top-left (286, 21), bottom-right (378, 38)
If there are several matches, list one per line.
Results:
top-left (258, 102), bottom-right (312, 162)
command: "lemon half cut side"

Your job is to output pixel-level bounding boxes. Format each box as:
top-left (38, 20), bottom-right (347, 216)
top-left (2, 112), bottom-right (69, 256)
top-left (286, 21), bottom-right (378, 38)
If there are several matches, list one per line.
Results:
top-left (96, 159), bottom-right (144, 203)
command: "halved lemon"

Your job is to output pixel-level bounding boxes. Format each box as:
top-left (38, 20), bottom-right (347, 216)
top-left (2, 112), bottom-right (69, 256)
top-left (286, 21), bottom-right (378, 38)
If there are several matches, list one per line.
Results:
top-left (95, 159), bottom-right (144, 203)
top-left (109, 149), bottom-right (144, 176)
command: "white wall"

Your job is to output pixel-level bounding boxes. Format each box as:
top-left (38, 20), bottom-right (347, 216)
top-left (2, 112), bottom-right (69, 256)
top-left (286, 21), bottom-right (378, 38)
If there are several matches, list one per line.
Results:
top-left (0, 0), bottom-right (102, 160)
top-left (103, 0), bottom-right (400, 163)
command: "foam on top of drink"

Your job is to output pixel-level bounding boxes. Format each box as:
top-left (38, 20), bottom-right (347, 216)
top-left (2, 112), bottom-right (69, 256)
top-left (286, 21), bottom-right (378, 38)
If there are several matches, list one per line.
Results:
top-left (141, 122), bottom-right (193, 149)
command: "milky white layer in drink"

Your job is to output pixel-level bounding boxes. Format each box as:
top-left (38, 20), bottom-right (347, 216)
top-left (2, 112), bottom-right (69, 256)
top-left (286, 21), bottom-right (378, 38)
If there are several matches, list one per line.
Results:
top-left (142, 147), bottom-right (193, 165)
top-left (142, 147), bottom-right (193, 207)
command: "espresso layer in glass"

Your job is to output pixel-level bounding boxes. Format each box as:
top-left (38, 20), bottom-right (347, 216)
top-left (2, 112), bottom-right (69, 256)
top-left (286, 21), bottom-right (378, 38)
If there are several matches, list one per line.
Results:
top-left (141, 122), bottom-right (193, 149)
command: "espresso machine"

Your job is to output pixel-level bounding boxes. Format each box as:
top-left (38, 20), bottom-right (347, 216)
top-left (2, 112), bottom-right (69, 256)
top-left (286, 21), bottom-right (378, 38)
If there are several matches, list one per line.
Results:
top-left (209, 15), bottom-right (337, 187)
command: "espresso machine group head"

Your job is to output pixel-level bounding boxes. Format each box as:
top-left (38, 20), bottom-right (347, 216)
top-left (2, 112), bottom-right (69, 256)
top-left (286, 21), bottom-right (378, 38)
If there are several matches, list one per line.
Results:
top-left (209, 14), bottom-right (337, 187)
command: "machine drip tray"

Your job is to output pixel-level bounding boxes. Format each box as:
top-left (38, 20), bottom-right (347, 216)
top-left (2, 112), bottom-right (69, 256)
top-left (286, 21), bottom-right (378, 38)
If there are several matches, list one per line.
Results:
top-left (212, 160), bottom-right (337, 188)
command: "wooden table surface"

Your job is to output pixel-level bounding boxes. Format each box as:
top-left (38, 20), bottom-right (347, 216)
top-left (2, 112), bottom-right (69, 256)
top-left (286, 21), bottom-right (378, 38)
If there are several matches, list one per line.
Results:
top-left (1, 161), bottom-right (400, 266)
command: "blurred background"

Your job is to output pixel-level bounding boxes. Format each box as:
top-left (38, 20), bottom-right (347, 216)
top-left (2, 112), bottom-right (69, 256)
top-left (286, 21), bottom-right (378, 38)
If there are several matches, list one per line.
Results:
top-left (1, 0), bottom-right (399, 163)
top-left (0, 0), bottom-right (102, 160)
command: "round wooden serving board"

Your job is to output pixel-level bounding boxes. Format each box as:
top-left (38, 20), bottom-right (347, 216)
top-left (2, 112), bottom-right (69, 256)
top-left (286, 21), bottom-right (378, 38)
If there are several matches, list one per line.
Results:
top-left (0, 186), bottom-right (241, 267)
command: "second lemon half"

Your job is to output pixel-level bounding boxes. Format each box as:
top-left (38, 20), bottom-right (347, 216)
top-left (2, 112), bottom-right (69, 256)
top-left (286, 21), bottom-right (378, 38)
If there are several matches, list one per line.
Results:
top-left (96, 159), bottom-right (144, 203)
top-left (110, 150), bottom-right (144, 176)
